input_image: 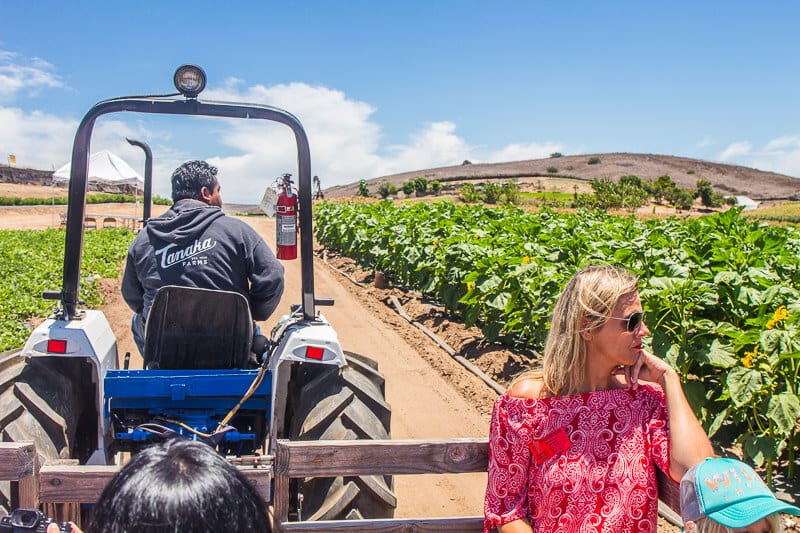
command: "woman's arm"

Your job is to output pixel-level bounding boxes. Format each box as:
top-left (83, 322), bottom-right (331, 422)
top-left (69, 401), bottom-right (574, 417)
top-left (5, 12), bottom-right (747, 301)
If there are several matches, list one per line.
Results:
top-left (626, 350), bottom-right (715, 480)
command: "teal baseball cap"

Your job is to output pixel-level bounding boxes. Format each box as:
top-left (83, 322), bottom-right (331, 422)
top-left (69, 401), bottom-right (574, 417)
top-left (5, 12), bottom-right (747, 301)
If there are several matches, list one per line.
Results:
top-left (680, 457), bottom-right (800, 528)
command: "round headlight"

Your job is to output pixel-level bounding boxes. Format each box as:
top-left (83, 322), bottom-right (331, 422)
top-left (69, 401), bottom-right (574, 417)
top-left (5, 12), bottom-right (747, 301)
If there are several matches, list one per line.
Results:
top-left (173, 64), bottom-right (207, 98)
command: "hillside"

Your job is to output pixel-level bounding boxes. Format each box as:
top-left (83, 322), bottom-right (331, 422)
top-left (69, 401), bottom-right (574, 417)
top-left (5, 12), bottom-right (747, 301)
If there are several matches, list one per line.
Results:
top-left (323, 153), bottom-right (800, 201)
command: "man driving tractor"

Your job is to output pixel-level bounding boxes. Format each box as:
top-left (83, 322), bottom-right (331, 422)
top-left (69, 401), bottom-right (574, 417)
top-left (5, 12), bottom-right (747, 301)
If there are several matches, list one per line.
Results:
top-left (122, 160), bottom-right (285, 356)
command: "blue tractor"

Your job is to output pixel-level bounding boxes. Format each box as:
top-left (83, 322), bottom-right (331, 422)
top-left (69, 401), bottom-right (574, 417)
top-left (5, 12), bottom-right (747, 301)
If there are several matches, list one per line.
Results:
top-left (0, 65), bottom-right (395, 524)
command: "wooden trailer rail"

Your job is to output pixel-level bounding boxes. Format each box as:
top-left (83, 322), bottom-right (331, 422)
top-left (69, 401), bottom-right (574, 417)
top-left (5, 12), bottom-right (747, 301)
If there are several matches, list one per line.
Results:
top-left (1, 439), bottom-right (681, 532)
top-left (272, 438), bottom-right (489, 532)
top-left (271, 438), bottom-right (682, 532)
top-left (0, 441), bottom-right (271, 524)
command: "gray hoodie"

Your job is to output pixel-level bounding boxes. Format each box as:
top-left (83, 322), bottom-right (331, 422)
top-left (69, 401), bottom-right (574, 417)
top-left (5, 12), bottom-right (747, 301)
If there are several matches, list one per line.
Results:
top-left (122, 199), bottom-right (285, 322)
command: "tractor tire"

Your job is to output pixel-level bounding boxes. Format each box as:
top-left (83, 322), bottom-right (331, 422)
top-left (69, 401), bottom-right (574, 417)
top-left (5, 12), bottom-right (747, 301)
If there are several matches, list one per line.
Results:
top-left (288, 351), bottom-right (396, 521)
top-left (0, 349), bottom-right (91, 516)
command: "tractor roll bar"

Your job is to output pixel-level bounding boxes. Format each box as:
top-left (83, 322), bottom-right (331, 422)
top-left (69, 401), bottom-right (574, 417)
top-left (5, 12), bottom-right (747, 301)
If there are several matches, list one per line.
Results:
top-left (125, 137), bottom-right (153, 223)
top-left (58, 97), bottom-right (316, 321)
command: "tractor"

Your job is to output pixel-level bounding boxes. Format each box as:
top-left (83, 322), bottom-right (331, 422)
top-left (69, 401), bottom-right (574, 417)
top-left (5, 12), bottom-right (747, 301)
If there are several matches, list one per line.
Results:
top-left (0, 64), bottom-right (395, 524)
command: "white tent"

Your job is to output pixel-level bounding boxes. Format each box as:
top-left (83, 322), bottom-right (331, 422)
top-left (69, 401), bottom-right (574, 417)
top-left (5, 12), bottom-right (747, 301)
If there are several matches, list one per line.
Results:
top-left (735, 195), bottom-right (760, 211)
top-left (53, 149), bottom-right (144, 188)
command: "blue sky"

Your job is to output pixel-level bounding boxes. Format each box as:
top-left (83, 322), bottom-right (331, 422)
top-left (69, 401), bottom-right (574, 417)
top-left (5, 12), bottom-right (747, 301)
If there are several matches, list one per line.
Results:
top-left (1, 1), bottom-right (799, 203)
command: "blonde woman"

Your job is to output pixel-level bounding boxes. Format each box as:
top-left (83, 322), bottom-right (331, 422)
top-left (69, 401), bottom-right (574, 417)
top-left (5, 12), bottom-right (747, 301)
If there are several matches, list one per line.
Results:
top-left (483, 265), bottom-right (713, 532)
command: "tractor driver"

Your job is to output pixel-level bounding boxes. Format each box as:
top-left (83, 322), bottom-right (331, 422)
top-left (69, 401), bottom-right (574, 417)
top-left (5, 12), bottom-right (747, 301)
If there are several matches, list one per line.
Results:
top-left (121, 160), bottom-right (285, 356)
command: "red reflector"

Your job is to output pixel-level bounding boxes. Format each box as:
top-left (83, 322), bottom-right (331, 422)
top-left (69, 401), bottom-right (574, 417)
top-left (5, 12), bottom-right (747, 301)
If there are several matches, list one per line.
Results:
top-left (47, 339), bottom-right (67, 353)
top-left (305, 346), bottom-right (324, 360)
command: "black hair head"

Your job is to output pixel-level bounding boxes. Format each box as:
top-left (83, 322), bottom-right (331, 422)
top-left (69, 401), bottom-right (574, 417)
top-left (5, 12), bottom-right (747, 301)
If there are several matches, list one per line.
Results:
top-left (171, 161), bottom-right (218, 202)
top-left (88, 438), bottom-right (268, 533)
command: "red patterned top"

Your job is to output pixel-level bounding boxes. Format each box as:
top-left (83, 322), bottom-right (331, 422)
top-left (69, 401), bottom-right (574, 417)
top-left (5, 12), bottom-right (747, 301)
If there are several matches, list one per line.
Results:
top-left (483, 384), bottom-right (671, 533)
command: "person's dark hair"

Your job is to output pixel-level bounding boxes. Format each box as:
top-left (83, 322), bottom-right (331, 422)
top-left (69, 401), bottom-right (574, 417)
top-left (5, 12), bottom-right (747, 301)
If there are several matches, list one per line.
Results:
top-left (171, 160), bottom-right (218, 202)
top-left (88, 438), bottom-right (268, 533)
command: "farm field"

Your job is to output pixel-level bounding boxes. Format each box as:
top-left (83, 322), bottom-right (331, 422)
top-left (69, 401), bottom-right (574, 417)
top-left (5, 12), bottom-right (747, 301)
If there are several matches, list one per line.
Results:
top-left (313, 200), bottom-right (800, 510)
top-left (5, 198), bottom-right (800, 531)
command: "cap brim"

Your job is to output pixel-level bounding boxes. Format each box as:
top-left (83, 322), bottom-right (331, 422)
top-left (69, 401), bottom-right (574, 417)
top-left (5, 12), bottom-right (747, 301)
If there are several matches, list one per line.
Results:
top-left (707, 495), bottom-right (800, 528)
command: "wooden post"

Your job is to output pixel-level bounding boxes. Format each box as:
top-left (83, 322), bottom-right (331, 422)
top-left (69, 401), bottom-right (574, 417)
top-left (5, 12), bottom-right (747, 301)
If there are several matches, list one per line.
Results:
top-left (0, 442), bottom-right (39, 510)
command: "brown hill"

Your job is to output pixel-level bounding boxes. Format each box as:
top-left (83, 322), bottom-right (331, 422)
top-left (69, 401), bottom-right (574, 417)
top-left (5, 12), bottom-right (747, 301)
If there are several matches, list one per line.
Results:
top-left (323, 153), bottom-right (800, 201)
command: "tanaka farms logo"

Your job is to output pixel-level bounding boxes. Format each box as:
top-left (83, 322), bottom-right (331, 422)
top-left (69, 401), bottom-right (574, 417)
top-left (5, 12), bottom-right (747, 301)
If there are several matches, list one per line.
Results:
top-left (156, 238), bottom-right (217, 268)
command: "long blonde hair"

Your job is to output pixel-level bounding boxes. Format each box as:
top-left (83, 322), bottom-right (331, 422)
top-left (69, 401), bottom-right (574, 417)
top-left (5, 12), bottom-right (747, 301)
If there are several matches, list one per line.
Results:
top-left (526, 265), bottom-right (639, 397)
top-left (692, 514), bottom-right (782, 533)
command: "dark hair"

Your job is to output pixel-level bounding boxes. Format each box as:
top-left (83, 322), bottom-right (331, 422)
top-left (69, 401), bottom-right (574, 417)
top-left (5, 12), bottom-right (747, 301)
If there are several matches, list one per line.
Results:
top-left (171, 160), bottom-right (218, 202)
top-left (88, 439), bottom-right (268, 533)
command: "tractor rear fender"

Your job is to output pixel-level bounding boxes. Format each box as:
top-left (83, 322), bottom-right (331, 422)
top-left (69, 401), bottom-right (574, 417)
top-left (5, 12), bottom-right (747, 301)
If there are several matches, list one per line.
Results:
top-left (20, 309), bottom-right (117, 464)
top-left (267, 312), bottom-right (346, 451)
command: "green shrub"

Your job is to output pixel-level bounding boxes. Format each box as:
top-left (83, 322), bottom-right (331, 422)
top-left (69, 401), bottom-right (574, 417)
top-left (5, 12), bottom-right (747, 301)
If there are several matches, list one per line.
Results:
top-left (357, 179), bottom-right (370, 197)
top-left (502, 180), bottom-right (521, 205)
top-left (377, 182), bottom-right (398, 199)
top-left (550, 152), bottom-right (563, 158)
top-left (430, 180), bottom-right (442, 195)
top-left (402, 180), bottom-right (415, 195)
top-left (414, 176), bottom-right (429, 197)
top-left (459, 183), bottom-right (482, 203)
top-left (483, 182), bottom-right (502, 204)
top-left (587, 157), bottom-right (601, 165)
top-left (547, 166), bottom-right (558, 173)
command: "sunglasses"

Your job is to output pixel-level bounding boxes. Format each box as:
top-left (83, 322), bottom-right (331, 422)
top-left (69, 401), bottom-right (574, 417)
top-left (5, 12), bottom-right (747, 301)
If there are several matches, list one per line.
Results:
top-left (607, 311), bottom-right (645, 332)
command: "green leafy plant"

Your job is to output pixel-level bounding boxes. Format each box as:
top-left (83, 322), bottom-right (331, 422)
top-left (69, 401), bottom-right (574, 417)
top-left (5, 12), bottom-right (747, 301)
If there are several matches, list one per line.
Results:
top-left (314, 200), bottom-right (800, 482)
top-left (0, 227), bottom-right (135, 350)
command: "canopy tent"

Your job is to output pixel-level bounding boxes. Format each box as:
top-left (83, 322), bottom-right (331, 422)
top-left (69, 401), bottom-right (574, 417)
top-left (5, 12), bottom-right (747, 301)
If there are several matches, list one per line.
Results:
top-left (53, 149), bottom-right (144, 189)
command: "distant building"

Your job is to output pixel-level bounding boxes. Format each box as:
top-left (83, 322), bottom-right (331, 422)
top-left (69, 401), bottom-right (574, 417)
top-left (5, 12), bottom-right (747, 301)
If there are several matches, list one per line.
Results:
top-left (735, 196), bottom-right (759, 210)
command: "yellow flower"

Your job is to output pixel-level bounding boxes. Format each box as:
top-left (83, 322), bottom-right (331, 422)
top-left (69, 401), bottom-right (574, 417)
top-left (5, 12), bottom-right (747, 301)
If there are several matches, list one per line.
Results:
top-left (466, 281), bottom-right (476, 291)
top-left (522, 256), bottom-right (531, 264)
top-left (766, 306), bottom-right (788, 330)
top-left (433, 239), bottom-right (438, 246)
top-left (473, 233), bottom-right (479, 239)
top-left (741, 346), bottom-right (758, 368)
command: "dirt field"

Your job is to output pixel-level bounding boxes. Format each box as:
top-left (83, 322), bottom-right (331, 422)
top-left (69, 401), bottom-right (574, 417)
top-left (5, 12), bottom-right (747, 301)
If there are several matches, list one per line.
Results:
top-left (0, 204), bottom-right (701, 530)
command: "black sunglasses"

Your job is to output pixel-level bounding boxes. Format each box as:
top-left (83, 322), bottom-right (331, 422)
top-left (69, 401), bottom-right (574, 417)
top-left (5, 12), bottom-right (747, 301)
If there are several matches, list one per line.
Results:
top-left (607, 311), bottom-right (645, 332)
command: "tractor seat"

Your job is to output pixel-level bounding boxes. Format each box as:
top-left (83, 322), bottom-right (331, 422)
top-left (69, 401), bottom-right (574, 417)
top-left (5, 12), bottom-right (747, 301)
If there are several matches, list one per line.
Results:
top-left (143, 285), bottom-right (253, 370)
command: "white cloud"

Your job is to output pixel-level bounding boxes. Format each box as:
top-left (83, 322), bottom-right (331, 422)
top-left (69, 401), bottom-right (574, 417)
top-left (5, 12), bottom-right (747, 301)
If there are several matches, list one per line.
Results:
top-left (718, 141), bottom-right (753, 161)
top-left (0, 51), bottom-right (63, 102)
top-left (0, 107), bottom-right (75, 170)
top-left (764, 135), bottom-right (800, 151)
top-left (716, 137), bottom-right (800, 178)
top-left (696, 136), bottom-right (715, 148)
top-left (485, 142), bottom-right (565, 163)
top-left (197, 81), bottom-right (481, 201)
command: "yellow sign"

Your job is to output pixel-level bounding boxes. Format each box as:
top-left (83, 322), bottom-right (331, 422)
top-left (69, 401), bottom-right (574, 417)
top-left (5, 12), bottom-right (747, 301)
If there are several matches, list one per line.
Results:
top-left (8, 155), bottom-right (16, 165)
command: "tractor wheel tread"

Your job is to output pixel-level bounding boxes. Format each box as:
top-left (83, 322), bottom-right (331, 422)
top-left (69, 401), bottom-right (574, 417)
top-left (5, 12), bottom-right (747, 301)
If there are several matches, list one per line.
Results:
top-left (306, 481), bottom-right (360, 522)
top-left (297, 388), bottom-right (354, 439)
top-left (287, 353), bottom-right (396, 521)
top-left (14, 382), bottom-right (69, 449)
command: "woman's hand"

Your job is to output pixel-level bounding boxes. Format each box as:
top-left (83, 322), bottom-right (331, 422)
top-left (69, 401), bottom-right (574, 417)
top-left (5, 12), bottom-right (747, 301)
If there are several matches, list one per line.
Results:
top-left (616, 349), bottom-right (672, 390)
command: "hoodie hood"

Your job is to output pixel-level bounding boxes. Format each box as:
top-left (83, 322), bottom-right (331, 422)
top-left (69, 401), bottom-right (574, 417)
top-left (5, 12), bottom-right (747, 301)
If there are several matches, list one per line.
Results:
top-left (146, 199), bottom-right (225, 245)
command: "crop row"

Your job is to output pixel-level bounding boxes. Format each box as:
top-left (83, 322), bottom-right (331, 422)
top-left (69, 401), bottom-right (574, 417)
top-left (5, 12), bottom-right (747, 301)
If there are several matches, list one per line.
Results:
top-left (0, 228), bottom-right (135, 352)
top-left (315, 200), bottom-right (800, 479)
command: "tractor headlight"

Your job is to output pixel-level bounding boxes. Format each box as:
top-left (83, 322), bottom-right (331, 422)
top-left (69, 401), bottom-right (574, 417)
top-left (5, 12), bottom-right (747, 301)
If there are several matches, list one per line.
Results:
top-left (173, 64), bottom-right (207, 98)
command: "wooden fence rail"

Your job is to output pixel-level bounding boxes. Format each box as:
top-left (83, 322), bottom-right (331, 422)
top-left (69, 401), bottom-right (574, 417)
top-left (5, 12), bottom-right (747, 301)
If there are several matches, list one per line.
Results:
top-left (273, 438), bottom-right (488, 532)
top-left (1, 438), bottom-right (681, 532)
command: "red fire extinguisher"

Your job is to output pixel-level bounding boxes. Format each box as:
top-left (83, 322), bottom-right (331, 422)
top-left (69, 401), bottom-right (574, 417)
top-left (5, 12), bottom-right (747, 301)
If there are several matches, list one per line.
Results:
top-left (275, 174), bottom-right (298, 260)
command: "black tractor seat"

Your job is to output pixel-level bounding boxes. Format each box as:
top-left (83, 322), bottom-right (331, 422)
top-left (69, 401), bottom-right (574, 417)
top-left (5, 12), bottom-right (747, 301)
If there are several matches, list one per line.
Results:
top-left (143, 285), bottom-right (253, 370)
